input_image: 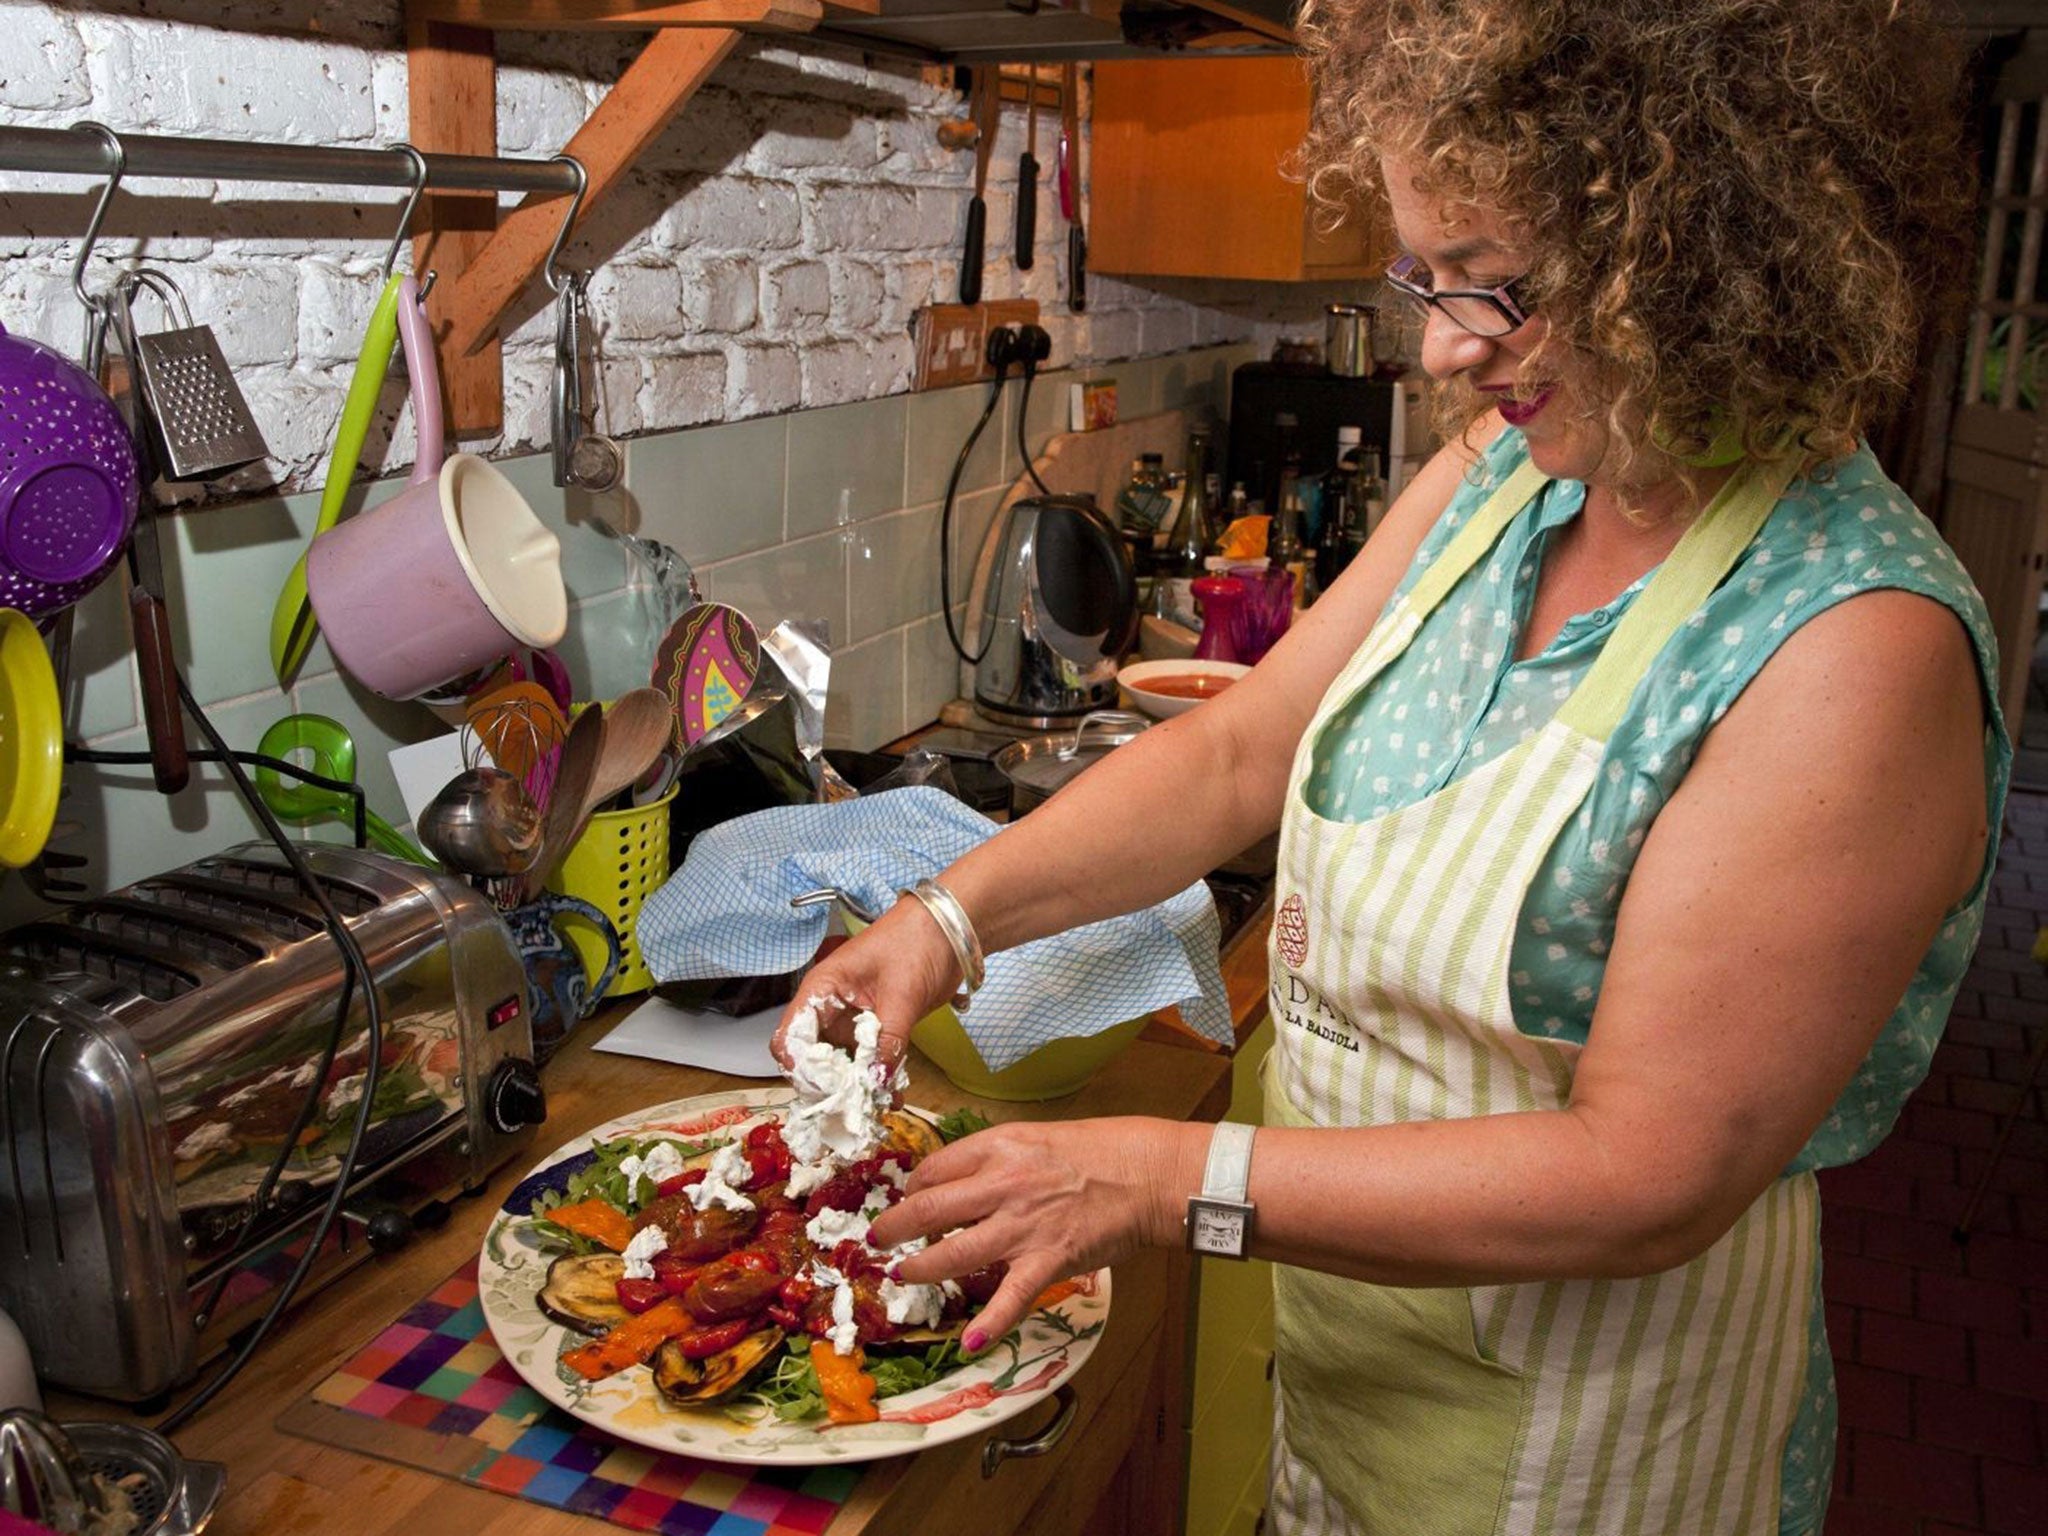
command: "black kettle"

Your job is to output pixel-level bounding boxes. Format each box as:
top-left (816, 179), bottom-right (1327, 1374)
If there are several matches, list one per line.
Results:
top-left (972, 494), bottom-right (1136, 729)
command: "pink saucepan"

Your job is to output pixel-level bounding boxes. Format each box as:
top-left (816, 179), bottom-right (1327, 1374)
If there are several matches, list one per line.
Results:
top-left (307, 276), bottom-right (566, 701)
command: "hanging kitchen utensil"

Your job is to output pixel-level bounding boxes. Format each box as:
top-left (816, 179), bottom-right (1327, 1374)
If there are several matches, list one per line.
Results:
top-left (102, 267), bottom-right (190, 795)
top-left (652, 600), bottom-right (762, 752)
top-left (551, 270), bottom-right (623, 493)
top-left (960, 68), bottom-right (999, 305)
top-left (0, 608), bottom-right (64, 869)
top-left (23, 609), bottom-right (87, 899)
top-left (124, 273), bottom-right (267, 482)
top-left (0, 122), bottom-right (148, 626)
top-left (542, 155), bottom-right (621, 494)
top-left (1016, 66), bottom-right (1039, 271)
top-left (253, 712), bottom-right (433, 865)
top-left (269, 144), bottom-right (429, 685)
top-left (1061, 64), bottom-right (1087, 313)
top-left (307, 273), bottom-right (567, 702)
top-left (269, 272), bottom-right (405, 685)
top-left (0, 323), bottom-right (140, 621)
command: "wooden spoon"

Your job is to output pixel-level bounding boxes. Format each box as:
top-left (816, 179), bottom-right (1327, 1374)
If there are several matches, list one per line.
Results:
top-left (581, 687), bottom-right (674, 816)
top-left (520, 701), bottom-right (604, 904)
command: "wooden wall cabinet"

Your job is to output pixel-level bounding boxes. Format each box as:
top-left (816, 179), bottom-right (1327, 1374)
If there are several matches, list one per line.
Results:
top-left (1088, 56), bottom-right (1387, 282)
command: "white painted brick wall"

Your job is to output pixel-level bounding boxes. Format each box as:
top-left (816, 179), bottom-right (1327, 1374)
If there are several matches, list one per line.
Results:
top-left (0, 9), bottom-right (1342, 498)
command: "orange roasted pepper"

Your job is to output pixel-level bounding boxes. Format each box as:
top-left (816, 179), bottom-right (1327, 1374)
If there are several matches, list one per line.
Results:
top-left (562, 1297), bottom-right (695, 1380)
top-left (809, 1340), bottom-right (880, 1424)
top-left (545, 1199), bottom-right (638, 1253)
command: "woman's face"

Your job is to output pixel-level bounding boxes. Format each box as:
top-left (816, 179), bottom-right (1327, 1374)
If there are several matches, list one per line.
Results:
top-left (1381, 155), bottom-right (1610, 485)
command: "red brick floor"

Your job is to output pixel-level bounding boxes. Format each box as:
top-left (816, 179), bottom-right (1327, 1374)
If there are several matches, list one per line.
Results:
top-left (1819, 792), bottom-right (2048, 1536)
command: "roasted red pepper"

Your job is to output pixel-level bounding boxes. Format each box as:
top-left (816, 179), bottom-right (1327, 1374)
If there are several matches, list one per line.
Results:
top-left (654, 1168), bottom-right (707, 1199)
top-left (672, 1317), bottom-right (753, 1360)
top-left (614, 1278), bottom-right (670, 1314)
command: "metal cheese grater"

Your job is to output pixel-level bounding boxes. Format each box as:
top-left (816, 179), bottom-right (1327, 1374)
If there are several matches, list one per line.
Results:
top-left (126, 274), bottom-right (267, 481)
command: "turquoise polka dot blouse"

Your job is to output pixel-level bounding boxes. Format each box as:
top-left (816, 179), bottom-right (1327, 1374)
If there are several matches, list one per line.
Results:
top-left (1305, 428), bottom-right (2012, 1174)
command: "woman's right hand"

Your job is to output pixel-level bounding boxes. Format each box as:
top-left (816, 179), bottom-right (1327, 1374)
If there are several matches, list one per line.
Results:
top-left (770, 895), bottom-right (963, 1074)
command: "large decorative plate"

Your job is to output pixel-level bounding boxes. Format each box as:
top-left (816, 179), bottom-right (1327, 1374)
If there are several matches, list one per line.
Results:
top-left (477, 1087), bottom-right (1111, 1466)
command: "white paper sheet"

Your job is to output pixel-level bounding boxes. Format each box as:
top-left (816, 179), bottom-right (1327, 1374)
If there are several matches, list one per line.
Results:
top-left (593, 993), bottom-right (783, 1078)
top-left (387, 732), bottom-right (472, 828)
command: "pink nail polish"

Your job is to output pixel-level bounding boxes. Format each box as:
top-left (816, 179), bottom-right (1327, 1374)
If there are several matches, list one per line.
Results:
top-left (963, 1329), bottom-right (987, 1353)
top-left (885, 1262), bottom-right (903, 1281)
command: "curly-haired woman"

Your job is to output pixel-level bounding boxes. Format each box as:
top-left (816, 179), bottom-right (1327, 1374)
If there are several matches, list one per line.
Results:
top-left (781, 2), bottom-right (2007, 1529)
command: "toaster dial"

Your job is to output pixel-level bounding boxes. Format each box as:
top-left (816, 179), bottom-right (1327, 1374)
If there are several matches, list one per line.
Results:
top-left (486, 1059), bottom-right (548, 1136)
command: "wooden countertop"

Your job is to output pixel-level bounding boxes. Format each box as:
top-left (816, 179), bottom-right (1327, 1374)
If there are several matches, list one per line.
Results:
top-left (44, 914), bottom-right (1270, 1535)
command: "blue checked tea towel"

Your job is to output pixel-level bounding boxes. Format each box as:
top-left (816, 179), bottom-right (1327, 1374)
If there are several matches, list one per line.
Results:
top-left (636, 786), bottom-right (1233, 1070)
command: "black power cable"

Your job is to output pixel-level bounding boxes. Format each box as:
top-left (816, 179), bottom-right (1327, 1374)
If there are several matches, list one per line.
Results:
top-left (939, 355), bottom-right (1015, 667)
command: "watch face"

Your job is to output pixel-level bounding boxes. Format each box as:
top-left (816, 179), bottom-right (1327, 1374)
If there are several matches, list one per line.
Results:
top-left (1190, 1203), bottom-right (1247, 1257)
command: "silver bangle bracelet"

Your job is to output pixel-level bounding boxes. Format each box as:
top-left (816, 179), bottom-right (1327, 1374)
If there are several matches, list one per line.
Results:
top-left (900, 878), bottom-right (987, 1000)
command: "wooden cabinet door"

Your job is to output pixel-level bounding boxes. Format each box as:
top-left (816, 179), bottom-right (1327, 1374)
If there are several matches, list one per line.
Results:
top-left (1089, 57), bottom-right (1387, 282)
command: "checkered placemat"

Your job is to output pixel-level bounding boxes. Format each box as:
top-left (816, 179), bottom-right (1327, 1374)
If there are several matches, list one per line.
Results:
top-left (279, 1258), bottom-right (856, 1534)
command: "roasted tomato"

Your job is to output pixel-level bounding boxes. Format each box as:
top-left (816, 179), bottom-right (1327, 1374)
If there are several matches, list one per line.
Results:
top-left (743, 1122), bottom-right (793, 1189)
top-left (682, 1256), bottom-right (784, 1323)
top-left (635, 1195), bottom-right (758, 1261)
top-left (654, 1168), bottom-right (707, 1200)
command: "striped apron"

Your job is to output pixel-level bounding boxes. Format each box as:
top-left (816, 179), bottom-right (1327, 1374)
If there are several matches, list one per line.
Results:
top-left (1264, 455), bottom-right (1819, 1536)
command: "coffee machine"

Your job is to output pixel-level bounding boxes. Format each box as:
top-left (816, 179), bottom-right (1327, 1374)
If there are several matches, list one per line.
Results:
top-left (972, 494), bottom-right (1136, 729)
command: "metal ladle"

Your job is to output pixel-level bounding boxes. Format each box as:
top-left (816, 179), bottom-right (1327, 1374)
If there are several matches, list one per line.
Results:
top-left (417, 766), bottom-right (544, 878)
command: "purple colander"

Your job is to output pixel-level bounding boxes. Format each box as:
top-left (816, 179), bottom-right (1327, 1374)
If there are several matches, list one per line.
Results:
top-left (0, 322), bottom-right (138, 617)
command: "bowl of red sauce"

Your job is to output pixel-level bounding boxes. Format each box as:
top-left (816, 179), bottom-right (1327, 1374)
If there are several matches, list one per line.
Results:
top-left (1117, 658), bottom-right (1250, 720)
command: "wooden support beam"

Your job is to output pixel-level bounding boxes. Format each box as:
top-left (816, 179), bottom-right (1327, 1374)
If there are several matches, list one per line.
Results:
top-left (410, 0), bottom-right (821, 33)
top-left (406, 13), bottom-right (505, 435)
top-left (438, 27), bottom-right (743, 365)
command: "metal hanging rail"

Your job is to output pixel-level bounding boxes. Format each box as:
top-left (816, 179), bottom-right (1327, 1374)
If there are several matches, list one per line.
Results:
top-left (0, 123), bottom-right (581, 196)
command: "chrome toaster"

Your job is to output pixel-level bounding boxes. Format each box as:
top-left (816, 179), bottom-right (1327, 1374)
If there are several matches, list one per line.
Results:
top-left (0, 842), bottom-right (548, 1401)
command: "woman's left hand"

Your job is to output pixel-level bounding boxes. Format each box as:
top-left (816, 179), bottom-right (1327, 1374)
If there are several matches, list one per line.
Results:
top-left (866, 1116), bottom-right (1199, 1349)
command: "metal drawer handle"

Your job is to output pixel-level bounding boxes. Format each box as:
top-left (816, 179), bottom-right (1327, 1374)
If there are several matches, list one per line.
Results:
top-left (981, 1384), bottom-right (1078, 1479)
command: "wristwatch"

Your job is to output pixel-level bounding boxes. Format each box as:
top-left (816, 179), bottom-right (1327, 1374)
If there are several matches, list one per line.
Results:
top-left (1185, 1121), bottom-right (1257, 1259)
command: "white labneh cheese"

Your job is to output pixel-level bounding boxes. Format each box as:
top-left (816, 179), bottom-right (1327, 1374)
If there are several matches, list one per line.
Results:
top-left (806, 1205), bottom-right (872, 1250)
top-left (785, 1157), bottom-right (836, 1198)
top-left (807, 1260), bottom-right (861, 1356)
top-left (620, 1141), bottom-right (686, 1205)
top-left (620, 1224), bottom-right (669, 1280)
top-left (686, 1141), bottom-right (757, 1213)
top-left (783, 1001), bottom-right (898, 1165)
top-left (880, 1277), bottom-right (945, 1330)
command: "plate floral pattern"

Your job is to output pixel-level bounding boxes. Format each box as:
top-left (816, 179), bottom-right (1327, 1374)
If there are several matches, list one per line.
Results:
top-left (477, 1087), bottom-right (1111, 1466)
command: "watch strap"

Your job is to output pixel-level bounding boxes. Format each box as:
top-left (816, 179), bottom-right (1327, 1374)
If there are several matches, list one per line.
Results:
top-left (1203, 1121), bottom-right (1256, 1202)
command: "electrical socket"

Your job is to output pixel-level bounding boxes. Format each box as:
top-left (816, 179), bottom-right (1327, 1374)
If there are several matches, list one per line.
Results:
top-left (911, 299), bottom-right (1042, 389)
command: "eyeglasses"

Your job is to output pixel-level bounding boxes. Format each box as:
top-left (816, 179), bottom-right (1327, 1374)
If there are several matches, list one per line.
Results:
top-left (1385, 254), bottom-right (1534, 338)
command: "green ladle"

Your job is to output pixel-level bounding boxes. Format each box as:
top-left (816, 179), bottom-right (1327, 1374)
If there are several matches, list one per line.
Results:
top-left (269, 273), bottom-right (406, 685)
top-left (255, 713), bottom-right (433, 867)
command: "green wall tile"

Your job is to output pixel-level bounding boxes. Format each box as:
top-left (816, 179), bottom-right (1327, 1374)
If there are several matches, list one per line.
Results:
top-left (825, 629), bottom-right (905, 751)
top-left (627, 416), bottom-right (787, 563)
top-left (65, 573), bottom-right (137, 741)
top-left (163, 490), bottom-right (314, 709)
top-left (786, 396), bottom-right (907, 538)
top-left (906, 380), bottom-right (1009, 508)
top-left (846, 505), bottom-right (939, 644)
top-left (696, 529), bottom-right (848, 643)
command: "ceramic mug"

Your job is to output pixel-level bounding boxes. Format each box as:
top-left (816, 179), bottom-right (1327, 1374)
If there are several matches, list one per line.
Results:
top-left (504, 892), bottom-right (622, 1064)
